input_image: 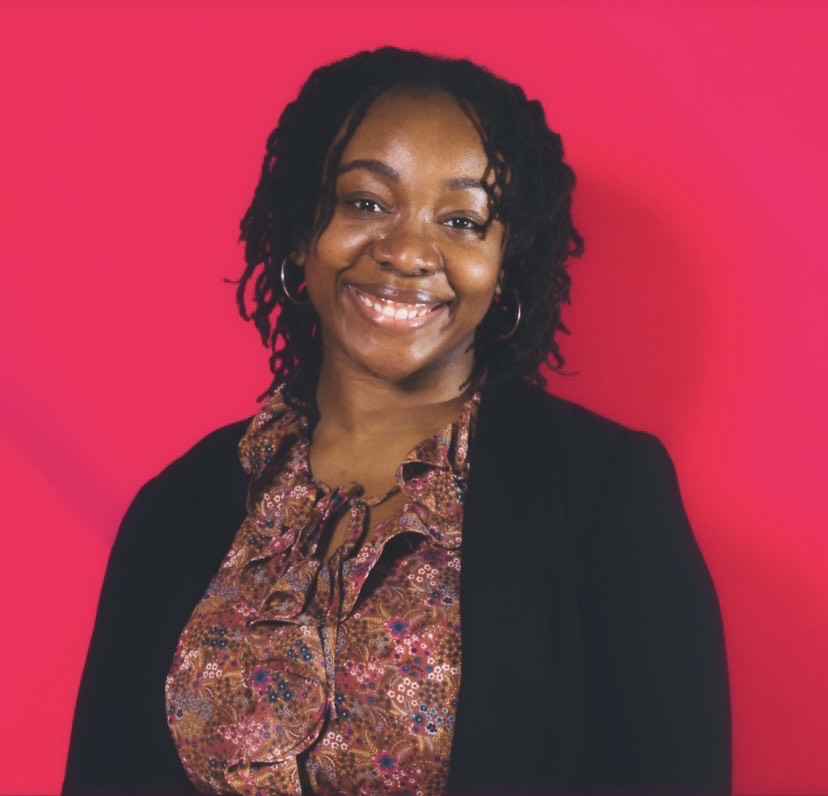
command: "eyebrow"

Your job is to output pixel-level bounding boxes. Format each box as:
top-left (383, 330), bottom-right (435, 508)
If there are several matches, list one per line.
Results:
top-left (444, 177), bottom-right (486, 192)
top-left (337, 159), bottom-right (399, 180)
top-left (337, 159), bottom-right (486, 193)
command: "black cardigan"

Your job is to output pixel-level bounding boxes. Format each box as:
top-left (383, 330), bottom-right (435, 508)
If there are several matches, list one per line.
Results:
top-left (63, 381), bottom-right (731, 795)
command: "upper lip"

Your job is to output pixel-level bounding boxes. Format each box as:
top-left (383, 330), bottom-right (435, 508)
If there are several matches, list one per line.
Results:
top-left (348, 283), bottom-right (451, 306)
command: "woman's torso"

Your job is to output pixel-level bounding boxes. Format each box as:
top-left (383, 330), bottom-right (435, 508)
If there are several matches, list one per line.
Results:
top-left (165, 389), bottom-right (478, 794)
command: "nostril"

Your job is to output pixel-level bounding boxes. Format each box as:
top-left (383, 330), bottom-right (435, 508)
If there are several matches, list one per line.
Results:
top-left (370, 232), bottom-right (441, 276)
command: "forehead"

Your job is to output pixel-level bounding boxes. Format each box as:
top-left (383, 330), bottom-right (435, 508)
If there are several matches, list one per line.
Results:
top-left (340, 89), bottom-right (489, 176)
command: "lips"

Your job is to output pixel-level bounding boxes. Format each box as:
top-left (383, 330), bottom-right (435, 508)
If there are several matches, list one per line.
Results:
top-left (347, 284), bottom-right (450, 327)
top-left (355, 290), bottom-right (436, 320)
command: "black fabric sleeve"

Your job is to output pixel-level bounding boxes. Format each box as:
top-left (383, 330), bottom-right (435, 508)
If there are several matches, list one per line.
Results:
top-left (62, 473), bottom-right (196, 794)
top-left (578, 430), bottom-right (731, 795)
top-left (60, 419), bottom-right (250, 795)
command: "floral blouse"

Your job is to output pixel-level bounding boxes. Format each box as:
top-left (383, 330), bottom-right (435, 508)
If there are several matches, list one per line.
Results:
top-left (165, 388), bottom-right (479, 795)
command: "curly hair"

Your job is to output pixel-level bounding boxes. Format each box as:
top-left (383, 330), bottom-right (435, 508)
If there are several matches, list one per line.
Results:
top-left (235, 47), bottom-right (583, 416)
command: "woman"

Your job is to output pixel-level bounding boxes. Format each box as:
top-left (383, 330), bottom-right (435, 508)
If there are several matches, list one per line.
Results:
top-left (63, 48), bottom-right (730, 795)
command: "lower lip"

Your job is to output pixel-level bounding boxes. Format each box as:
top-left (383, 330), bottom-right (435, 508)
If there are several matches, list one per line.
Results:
top-left (346, 286), bottom-right (447, 332)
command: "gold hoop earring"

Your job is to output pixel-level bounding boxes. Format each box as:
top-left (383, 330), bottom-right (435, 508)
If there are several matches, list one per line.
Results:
top-left (484, 287), bottom-right (522, 341)
top-left (280, 258), bottom-right (310, 305)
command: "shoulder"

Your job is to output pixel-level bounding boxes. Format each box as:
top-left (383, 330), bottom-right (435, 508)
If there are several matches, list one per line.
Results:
top-left (479, 379), bottom-right (669, 472)
top-left (113, 417), bottom-right (252, 552)
top-left (159, 416), bottom-right (252, 477)
top-left (477, 380), bottom-right (676, 528)
top-left (534, 387), bottom-right (674, 485)
top-left (142, 417), bottom-right (252, 497)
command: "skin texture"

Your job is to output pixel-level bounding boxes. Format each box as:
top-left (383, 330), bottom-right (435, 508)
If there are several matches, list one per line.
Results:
top-left (295, 90), bottom-right (506, 559)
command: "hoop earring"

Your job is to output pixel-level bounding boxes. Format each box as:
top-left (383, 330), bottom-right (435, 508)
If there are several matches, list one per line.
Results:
top-left (485, 287), bottom-right (522, 341)
top-left (280, 258), bottom-right (310, 305)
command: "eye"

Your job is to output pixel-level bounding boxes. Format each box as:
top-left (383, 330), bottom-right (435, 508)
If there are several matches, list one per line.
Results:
top-left (348, 197), bottom-right (384, 213)
top-left (444, 216), bottom-right (484, 232)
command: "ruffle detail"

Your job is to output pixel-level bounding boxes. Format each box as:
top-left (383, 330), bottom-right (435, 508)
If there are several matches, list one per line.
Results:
top-left (166, 388), bottom-right (478, 794)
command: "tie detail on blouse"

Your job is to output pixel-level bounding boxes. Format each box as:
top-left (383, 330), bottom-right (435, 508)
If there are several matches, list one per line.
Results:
top-left (165, 388), bottom-right (478, 795)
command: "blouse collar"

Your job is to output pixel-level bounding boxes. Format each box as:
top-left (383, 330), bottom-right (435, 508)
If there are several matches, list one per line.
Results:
top-left (240, 386), bottom-right (477, 476)
top-left (238, 386), bottom-right (479, 543)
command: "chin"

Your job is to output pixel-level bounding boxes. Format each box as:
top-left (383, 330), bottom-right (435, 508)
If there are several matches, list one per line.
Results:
top-left (358, 358), bottom-right (432, 386)
top-left (363, 354), bottom-right (473, 393)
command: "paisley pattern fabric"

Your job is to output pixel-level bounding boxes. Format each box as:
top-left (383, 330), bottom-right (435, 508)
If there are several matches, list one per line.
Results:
top-left (165, 387), bottom-right (478, 795)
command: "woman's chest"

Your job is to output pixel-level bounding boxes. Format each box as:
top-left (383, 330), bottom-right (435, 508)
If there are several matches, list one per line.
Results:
top-left (165, 500), bottom-right (463, 795)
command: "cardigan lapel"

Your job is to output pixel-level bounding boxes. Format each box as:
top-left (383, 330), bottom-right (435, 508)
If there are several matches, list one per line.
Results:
top-left (447, 382), bottom-right (585, 793)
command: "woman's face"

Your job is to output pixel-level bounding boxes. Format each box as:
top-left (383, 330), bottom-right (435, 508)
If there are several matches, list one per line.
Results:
top-left (299, 89), bottom-right (505, 389)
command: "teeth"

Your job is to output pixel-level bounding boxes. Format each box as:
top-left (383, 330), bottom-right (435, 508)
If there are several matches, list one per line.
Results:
top-left (355, 290), bottom-right (436, 320)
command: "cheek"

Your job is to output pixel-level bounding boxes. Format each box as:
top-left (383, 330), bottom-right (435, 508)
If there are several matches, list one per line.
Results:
top-left (455, 255), bottom-right (502, 309)
top-left (314, 217), bottom-right (373, 267)
top-left (302, 225), bottom-right (365, 305)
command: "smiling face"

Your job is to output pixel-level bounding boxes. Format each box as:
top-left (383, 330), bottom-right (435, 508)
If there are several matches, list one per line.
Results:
top-left (299, 89), bottom-right (506, 391)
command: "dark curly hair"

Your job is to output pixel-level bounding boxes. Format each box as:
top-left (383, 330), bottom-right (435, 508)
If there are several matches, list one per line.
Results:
top-left (235, 46), bottom-right (583, 416)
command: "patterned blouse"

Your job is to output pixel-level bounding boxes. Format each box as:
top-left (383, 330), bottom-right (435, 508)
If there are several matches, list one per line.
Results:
top-left (165, 387), bottom-right (479, 795)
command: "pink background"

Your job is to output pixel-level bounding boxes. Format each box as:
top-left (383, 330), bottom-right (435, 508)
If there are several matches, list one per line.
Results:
top-left (1, 2), bottom-right (826, 793)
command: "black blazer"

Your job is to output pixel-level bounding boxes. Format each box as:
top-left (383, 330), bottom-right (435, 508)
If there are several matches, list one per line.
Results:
top-left (63, 381), bottom-right (731, 795)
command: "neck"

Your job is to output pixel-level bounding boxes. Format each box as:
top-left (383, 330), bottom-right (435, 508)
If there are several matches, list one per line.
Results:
top-left (314, 354), bottom-right (475, 439)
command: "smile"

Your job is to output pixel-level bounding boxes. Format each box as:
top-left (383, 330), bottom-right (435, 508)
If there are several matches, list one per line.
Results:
top-left (356, 290), bottom-right (434, 319)
top-left (347, 286), bottom-right (448, 330)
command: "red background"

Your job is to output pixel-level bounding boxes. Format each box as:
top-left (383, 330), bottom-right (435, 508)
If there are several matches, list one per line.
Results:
top-left (1, 2), bottom-right (826, 793)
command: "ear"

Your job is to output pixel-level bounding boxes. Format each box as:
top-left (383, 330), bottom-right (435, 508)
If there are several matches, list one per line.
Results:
top-left (289, 236), bottom-right (311, 267)
top-left (495, 268), bottom-right (504, 296)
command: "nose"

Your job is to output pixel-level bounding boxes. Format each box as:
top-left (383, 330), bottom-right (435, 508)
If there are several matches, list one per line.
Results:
top-left (369, 225), bottom-right (442, 277)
